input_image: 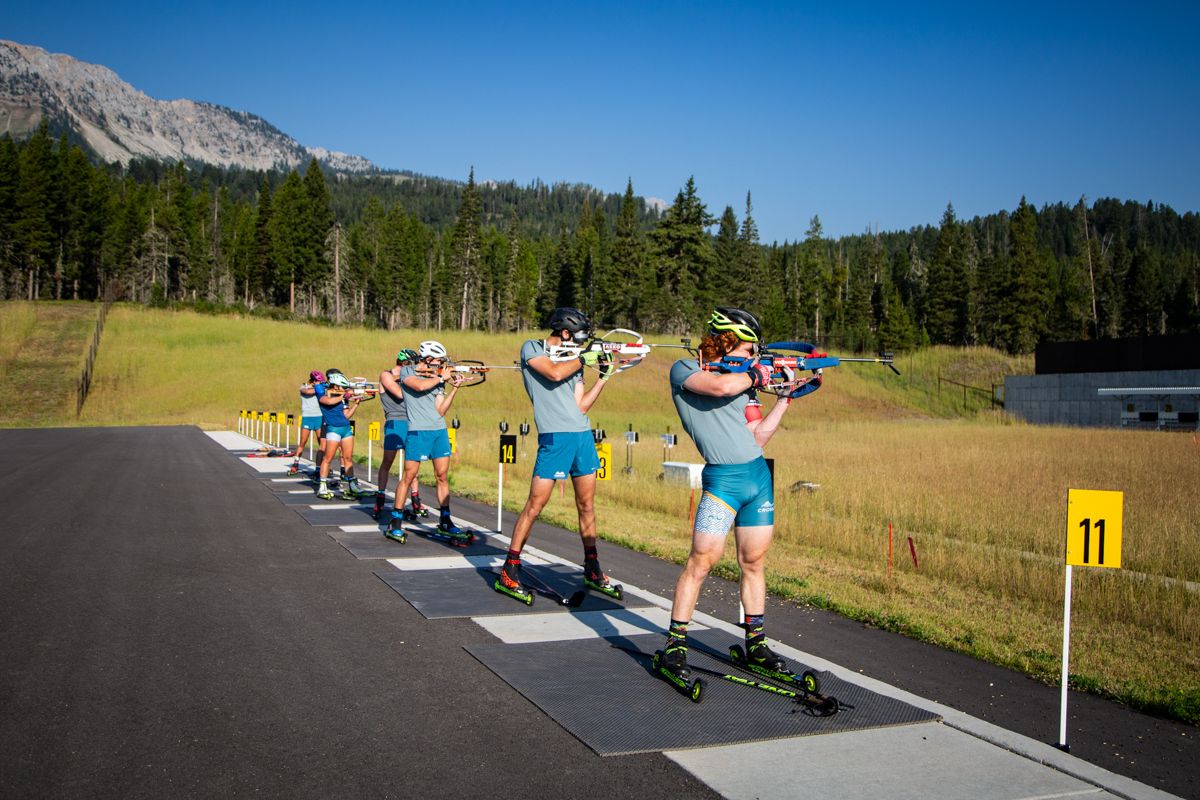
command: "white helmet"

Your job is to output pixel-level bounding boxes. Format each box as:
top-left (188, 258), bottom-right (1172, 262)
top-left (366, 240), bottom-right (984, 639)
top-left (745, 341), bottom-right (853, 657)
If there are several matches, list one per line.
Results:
top-left (418, 340), bottom-right (447, 360)
top-left (327, 372), bottom-right (351, 388)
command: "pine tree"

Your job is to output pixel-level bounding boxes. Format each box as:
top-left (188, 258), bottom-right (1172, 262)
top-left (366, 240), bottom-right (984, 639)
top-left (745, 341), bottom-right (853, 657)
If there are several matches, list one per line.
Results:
top-left (735, 192), bottom-right (763, 310)
top-left (269, 170), bottom-right (306, 313)
top-left (610, 179), bottom-right (648, 328)
top-left (450, 168), bottom-right (483, 329)
top-left (648, 176), bottom-right (714, 332)
top-left (925, 204), bottom-right (969, 344)
top-left (1006, 197), bottom-right (1051, 353)
top-left (13, 122), bottom-right (57, 299)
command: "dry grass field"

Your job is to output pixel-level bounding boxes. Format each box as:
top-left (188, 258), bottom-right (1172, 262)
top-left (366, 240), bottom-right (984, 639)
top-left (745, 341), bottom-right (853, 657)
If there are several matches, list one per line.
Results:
top-left (5, 300), bottom-right (1196, 723)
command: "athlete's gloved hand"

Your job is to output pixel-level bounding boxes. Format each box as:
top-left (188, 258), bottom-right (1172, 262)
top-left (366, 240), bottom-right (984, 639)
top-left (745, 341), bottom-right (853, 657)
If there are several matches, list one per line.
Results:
top-left (748, 363), bottom-right (773, 388)
top-left (598, 352), bottom-right (617, 381)
top-left (580, 349), bottom-right (603, 367)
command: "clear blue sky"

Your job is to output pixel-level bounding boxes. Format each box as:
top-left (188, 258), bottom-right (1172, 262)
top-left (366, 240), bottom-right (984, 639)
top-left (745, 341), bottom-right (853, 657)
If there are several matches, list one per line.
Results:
top-left (4, 1), bottom-right (1198, 242)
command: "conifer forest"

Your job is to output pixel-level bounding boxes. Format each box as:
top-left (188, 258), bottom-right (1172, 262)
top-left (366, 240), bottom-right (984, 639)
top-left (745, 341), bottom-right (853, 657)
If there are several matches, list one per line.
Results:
top-left (3, 123), bottom-right (1197, 353)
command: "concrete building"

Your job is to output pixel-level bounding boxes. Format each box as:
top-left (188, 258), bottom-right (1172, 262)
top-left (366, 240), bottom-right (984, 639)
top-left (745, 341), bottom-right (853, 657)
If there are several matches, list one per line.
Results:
top-left (1004, 334), bottom-right (1200, 428)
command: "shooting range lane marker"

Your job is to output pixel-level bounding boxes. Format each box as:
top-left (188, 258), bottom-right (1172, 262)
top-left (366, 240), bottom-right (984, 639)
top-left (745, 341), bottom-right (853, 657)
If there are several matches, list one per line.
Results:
top-left (470, 605), bottom-right (686, 645)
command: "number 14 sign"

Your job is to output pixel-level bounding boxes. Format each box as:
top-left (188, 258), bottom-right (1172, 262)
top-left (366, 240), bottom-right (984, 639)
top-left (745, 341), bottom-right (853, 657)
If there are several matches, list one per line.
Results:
top-left (1065, 489), bottom-right (1123, 568)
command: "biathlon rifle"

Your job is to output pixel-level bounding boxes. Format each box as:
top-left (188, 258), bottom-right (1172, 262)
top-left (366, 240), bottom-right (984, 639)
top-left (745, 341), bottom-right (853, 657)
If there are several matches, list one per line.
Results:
top-left (704, 341), bottom-right (900, 397)
top-left (411, 359), bottom-right (521, 388)
top-left (325, 377), bottom-right (380, 400)
top-left (545, 329), bottom-right (694, 374)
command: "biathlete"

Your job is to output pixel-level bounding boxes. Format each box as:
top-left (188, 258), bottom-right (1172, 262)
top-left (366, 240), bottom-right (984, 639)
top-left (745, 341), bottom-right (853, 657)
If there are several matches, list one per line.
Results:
top-left (658, 307), bottom-right (822, 693)
top-left (388, 341), bottom-right (468, 544)
top-left (314, 371), bottom-right (369, 500)
top-left (493, 307), bottom-right (626, 604)
top-left (373, 348), bottom-right (429, 520)
top-left (288, 370), bottom-right (325, 475)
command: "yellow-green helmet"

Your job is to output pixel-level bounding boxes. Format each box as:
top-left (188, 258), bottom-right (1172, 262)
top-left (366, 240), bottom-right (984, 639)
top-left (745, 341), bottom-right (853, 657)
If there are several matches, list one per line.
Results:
top-left (708, 307), bottom-right (762, 342)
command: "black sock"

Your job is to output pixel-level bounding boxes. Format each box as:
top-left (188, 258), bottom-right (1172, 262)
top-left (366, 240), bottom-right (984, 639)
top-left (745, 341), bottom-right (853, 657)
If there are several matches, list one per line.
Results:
top-left (744, 613), bottom-right (765, 648)
top-left (583, 544), bottom-right (598, 561)
top-left (666, 619), bottom-right (689, 649)
top-left (440, 505), bottom-right (451, 518)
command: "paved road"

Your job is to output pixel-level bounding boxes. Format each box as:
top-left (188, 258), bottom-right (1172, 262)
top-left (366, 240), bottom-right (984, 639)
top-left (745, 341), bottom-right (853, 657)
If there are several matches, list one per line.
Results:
top-left (0, 426), bottom-right (1195, 799)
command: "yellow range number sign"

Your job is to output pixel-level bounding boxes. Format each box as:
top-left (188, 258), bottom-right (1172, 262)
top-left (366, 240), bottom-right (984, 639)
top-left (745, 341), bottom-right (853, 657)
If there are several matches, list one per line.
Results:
top-left (448, 428), bottom-right (457, 454)
top-left (368, 421), bottom-right (381, 442)
top-left (595, 443), bottom-right (612, 481)
top-left (1065, 489), bottom-right (1123, 568)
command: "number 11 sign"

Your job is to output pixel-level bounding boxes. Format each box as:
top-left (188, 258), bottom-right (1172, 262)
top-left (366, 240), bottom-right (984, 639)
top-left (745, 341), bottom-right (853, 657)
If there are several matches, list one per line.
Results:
top-left (1066, 489), bottom-right (1123, 568)
top-left (1059, 488), bottom-right (1124, 751)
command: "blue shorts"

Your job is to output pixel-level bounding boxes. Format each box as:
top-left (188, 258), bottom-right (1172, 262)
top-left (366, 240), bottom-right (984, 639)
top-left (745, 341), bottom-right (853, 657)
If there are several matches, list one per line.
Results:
top-left (384, 419), bottom-right (409, 451)
top-left (300, 416), bottom-right (323, 431)
top-left (533, 431), bottom-right (600, 480)
top-left (694, 457), bottom-right (774, 534)
top-left (325, 425), bottom-right (353, 442)
top-left (405, 428), bottom-right (451, 462)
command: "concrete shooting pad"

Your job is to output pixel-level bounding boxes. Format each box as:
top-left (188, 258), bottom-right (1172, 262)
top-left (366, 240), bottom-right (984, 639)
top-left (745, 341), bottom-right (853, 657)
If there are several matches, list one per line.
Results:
top-left (465, 629), bottom-right (941, 757)
top-left (293, 504), bottom-right (380, 525)
top-left (328, 527), bottom-right (507, 559)
top-left (374, 563), bottom-right (648, 619)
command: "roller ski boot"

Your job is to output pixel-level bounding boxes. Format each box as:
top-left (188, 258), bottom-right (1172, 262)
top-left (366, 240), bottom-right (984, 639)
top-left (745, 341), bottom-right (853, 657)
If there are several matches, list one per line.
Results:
top-left (583, 559), bottom-right (624, 601)
top-left (652, 644), bottom-right (704, 703)
top-left (287, 460), bottom-right (301, 476)
top-left (372, 492), bottom-right (387, 520)
top-left (493, 561), bottom-right (534, 606)
top-left (410, 492), bottom-right (430, 519)
top-left (315, 483), bottom-right (335, 501)
top-left (426, 518), bottom-right (474, 548)
top-left (730, 639), bottom-right (821, 695)
top-left (383, 511), bottom-right (407, 544)
top-left (341, 479), bottom-right (370, 500)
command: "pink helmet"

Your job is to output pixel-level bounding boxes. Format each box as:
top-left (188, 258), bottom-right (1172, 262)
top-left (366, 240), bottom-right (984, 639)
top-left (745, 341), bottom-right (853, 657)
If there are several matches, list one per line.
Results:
top-left (309, 370), bottom-right (326, 383)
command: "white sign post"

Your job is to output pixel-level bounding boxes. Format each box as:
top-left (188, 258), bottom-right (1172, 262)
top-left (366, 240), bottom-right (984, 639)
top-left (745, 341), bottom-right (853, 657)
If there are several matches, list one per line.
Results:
top-left (1058, 488), bottom-right (1123, 751)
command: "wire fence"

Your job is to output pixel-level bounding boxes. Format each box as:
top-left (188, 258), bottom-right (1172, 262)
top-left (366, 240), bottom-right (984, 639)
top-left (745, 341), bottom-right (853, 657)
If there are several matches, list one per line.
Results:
top-left (76, 288), bottom-right (116, 417)
top-left (937, 372), bottom-right (1004, 410)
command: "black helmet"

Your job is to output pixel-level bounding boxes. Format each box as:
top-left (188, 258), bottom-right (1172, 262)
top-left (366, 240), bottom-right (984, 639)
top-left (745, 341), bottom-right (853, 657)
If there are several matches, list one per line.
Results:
top-left (708, 307), bottom-right (762, 342)
top-left (547, 307), bottom-right (593, 343)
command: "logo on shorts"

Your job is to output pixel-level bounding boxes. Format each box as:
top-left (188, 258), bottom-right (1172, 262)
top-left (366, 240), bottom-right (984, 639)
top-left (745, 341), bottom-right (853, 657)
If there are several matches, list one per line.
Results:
top-left (757, 500), bottom-right (774, 514)
top-left (553, 470), bottom-right (567, 478)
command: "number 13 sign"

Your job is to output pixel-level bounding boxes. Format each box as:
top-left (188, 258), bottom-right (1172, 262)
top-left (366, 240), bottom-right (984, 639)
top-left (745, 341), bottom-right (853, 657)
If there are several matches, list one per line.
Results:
top-left (1065, 489), bottom-right (1123, 568)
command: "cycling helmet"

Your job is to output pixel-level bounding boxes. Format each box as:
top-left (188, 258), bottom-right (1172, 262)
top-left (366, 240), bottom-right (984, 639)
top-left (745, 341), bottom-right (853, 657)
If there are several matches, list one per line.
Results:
top-left (708, 307), bottom-right (762, 343)
top-left (326, 368), bottom-right (344, 378)
top-left (396, 348), bottom-right (418, 364)
top-left (327, 372), bottom-right (351, 388)
top-left (547, 307), bottom-right (593, 343)
top-left (309, 370), bottom-right (325, 383)
top-left (418, 340), bottom-right (447, 360)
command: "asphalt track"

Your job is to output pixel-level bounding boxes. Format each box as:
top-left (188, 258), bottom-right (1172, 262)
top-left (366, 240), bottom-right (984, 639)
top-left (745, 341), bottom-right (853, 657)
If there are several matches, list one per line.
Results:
top-left (0, 426), bottom-right (1196, 799)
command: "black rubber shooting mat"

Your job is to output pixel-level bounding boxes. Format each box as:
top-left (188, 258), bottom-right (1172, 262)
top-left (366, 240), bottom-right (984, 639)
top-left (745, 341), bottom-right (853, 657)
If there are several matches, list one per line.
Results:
top-left (374, 563), bottom-right (648, 619)
top-left (328, 528), bottom-right (507, 559)
top-left (466, 629), bottom-right (941, 756)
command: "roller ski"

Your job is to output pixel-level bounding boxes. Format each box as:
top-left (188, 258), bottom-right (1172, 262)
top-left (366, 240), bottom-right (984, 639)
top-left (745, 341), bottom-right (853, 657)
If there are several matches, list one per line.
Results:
top-left (583, 559), bottom-right (624, 601)
top-left (417, 518), bottom-right (474, 548)
top-left (493, 560), bottom-right (534, 606)
top-left (340, 480), bottom-right (371, 500)
top-left (383, 511), bottom-right (407, 544)
top-left (651, 645), bottom-right (704, 703)
top-left (287, 460), bottom-right (302, 476)
top-left (315, 481), bottom-right (336, 501)
top-left (728, 641), bottom-right (824, 698)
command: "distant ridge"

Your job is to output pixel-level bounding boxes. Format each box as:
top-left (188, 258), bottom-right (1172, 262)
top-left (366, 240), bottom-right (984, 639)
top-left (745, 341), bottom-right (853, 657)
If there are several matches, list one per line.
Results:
top-left (0, 39), bottom-right (376, 173)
